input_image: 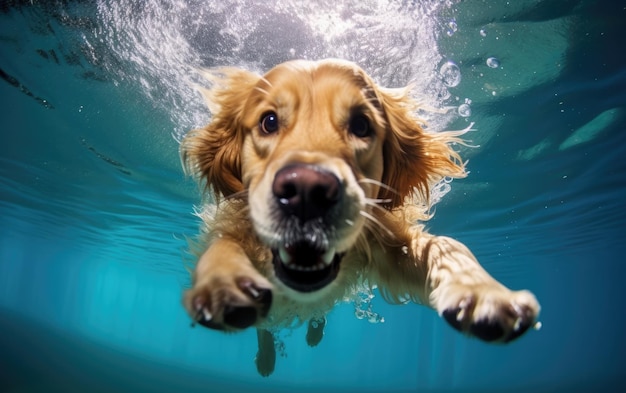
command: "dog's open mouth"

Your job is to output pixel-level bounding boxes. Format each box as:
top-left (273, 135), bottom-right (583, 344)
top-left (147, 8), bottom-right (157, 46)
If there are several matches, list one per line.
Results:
top-left (272, 242), bottom-right (342, 292)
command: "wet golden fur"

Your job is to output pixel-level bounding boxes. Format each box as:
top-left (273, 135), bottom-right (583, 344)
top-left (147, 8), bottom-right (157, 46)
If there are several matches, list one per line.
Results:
top-left (181, 59), bottom-right (540, 376)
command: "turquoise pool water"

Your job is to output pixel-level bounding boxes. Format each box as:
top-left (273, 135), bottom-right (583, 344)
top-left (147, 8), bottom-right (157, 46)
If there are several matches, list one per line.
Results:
top-left (1, 1), bottom-right (625, 392)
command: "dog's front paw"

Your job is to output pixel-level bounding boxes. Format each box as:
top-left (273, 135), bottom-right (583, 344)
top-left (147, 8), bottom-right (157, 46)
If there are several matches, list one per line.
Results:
top-left (185, 275), bottom-right (272, 331)
top-left (437, 284), bottom-right (540, 343)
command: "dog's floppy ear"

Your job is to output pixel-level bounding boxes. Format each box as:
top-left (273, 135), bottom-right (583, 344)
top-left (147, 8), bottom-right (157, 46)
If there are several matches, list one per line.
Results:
top-left (376, 87), bottom-right (467, 209)
top-left (181, 68), bottom-right (261, 200)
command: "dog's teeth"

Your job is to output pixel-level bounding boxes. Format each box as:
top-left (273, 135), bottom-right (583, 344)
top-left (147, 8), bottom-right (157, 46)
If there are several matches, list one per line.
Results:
top-left (247, 286), bottom-right (259, 298)
top-left (279, 246), bottom-right (335, 270)
top-left (322, 248), bottom-right (336, 265)
top-left (279, 246), bottom-right (292, 264)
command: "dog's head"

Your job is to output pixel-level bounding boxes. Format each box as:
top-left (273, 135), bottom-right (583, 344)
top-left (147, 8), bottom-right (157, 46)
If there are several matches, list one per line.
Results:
top-left (183, 59), bottom-right (465, 296)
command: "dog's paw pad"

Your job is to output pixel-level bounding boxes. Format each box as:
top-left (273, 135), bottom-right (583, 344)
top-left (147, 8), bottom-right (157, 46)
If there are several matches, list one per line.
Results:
top-left (500, 302), bottom-right (537, 342)
top-left (468, 318), bottom-right (505, 342)
top-left (442, 294), bottom-right (475, 333)
top-left (223, 305), bottom-right (258, 329)
top-left (466, 301), bottom-right (536, 342)
top-left (186, 275), bottom-right (273, 331)
top-left (441, 288), bottom-right (539, 343)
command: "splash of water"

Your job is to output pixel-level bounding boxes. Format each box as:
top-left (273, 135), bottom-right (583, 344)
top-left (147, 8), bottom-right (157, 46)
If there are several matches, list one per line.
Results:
top-left (91, 0), bottom-right (462, 139)
top-left (353, 286), bottom-right (385, 324)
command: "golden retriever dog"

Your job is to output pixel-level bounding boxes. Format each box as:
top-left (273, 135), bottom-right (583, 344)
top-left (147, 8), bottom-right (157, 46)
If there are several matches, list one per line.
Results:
top-left (181, 59), bottom-right (540, 376)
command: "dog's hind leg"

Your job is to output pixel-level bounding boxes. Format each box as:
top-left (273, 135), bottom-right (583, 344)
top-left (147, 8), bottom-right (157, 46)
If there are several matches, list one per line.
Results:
top-left (305, 316), bottom-right (326, 347)
top-left (255, 328), bottom-right (276, 377)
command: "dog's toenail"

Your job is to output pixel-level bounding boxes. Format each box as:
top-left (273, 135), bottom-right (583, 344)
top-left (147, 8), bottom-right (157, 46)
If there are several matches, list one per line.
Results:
top-left (248, 286), bottom-right (259, 298)
top-left (456, 307), bottom-right (466, 321)
top-left (237, 279), bottom-right (273, 312)
top-left (202, 307), bottom-right (213, 321)
top-left (193, 296), bottom-right (206, 311)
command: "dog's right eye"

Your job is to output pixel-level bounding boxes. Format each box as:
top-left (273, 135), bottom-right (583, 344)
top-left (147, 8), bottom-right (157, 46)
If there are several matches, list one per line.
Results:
top-left (259, 112), bottom-right (280, 134)
top-left (348, 114), bottom-right (371, 138)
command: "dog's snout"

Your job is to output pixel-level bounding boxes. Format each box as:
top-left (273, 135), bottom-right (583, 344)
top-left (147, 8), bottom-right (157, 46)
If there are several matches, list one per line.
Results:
top-left (272, 164), bottom-right (342, 221)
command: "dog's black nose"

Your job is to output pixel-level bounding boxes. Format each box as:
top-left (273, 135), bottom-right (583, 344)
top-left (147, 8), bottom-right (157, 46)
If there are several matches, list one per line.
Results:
top-left (272, 164), bottom-right (342, 222)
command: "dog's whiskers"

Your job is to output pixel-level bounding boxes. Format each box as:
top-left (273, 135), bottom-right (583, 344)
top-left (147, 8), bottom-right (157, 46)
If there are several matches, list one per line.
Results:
top-left (359, 212), bottom-right (394, 252)
top-left (254, 87), bottom-right (270, 96)
top-left (358, 178), bottom-right (399, 196)
top-left (259, 76), bottom-right (273, 88)
top-left (365, 97), bottom-right (385, 113)
top-left (225, 189), bottom-right (250, 201)
top-left (365, 197), bottom-right (393, 205)
top-left (359, 210), bottom-right (394, 239)
top-left (364, 200), bottom-right (392, 216)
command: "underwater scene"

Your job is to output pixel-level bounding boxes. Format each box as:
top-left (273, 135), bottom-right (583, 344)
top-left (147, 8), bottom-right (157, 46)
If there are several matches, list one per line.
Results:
top-left (1, 1), bottom-right (625, 392)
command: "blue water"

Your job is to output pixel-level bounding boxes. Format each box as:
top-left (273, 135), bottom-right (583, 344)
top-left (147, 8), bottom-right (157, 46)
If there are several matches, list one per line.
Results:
top-left (1, 1), bottom-right (625, 392)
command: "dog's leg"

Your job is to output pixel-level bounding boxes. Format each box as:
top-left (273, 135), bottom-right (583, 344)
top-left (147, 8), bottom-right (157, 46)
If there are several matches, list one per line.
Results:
top-left (305, 316), bottom-right (326, 347)
top-left (255, 328), bottom-right (276, 377)
top-left (184, 238), bottom-right (273, 331)
top-left (415, 234), bottom-right (540, 342)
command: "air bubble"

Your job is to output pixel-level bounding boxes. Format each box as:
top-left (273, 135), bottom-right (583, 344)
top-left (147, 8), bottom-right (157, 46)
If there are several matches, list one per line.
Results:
top-left (458, 98), bottom-right (472, 117)
top-left (458, 103), bottom-right (471, 117)
top-left (369, 314), bottom-right (384, 323)
top-left (486, 57), bottom-right (500, 68)
top-left (480, 28), bottom-right (487, 37)
top-left (353, 288), bottom-right (384, 324)
top-left (446, 19), bottom-right (458, 36)
top-left (439, 61), bottom-right (461, 87)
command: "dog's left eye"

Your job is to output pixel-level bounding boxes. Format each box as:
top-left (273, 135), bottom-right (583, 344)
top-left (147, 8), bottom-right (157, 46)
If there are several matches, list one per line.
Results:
top-left (348, 114), bottom-right (371, 138)
top-left (259, 112), bottom-right (280, 134)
